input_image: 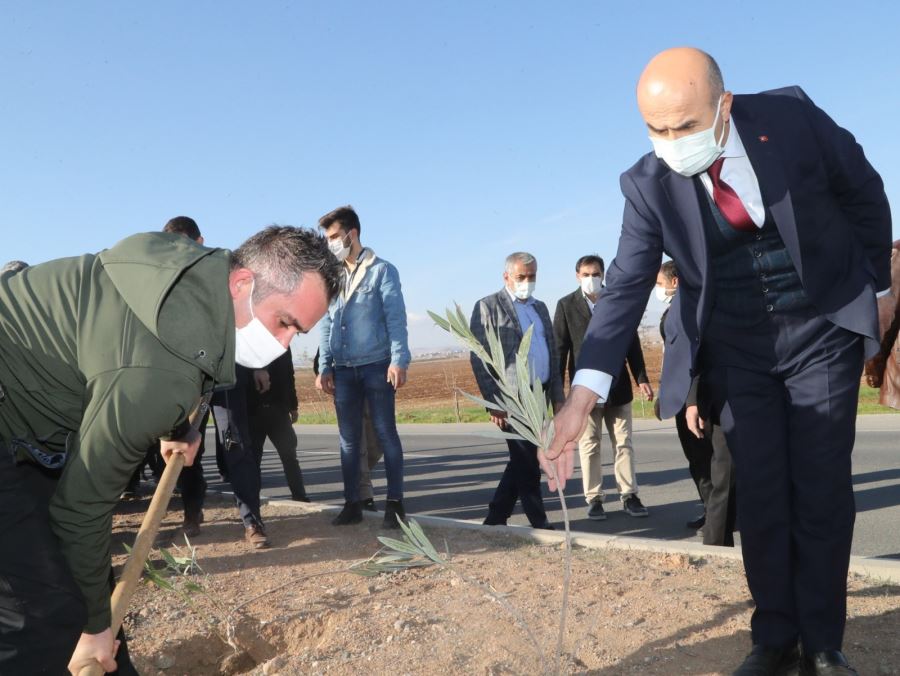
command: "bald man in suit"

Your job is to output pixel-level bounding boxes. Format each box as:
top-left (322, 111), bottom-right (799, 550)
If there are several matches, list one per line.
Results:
top-left (547, 48), bottom-right (893, 675)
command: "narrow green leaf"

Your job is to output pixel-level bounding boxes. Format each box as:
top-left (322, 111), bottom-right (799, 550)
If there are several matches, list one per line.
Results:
top-left (159, 548), bottom-right (178, 569)
top-left (149, 576), bottom-right (175, 592)
top-left (405, 520), bottom-right (444, 563)
top-left (376, 536), bottom-right (422, 556)
top-left (427, 310), bottom-right (450, 330)
top-left (458, 389), bottom-right (507, 413)
top-left (517, 325), bottom-right (534, 367)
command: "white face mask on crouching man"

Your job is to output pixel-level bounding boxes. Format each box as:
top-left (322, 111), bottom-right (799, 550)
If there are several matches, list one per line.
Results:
top-left (234, 278), bottom-right (287, 368)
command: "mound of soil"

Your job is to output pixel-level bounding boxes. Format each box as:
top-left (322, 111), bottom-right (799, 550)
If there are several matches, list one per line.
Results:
top-left (113, 495), bottom-right (899, 675)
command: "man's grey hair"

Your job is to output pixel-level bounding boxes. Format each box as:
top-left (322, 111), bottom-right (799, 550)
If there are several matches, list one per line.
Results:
top-left (703, 50), bottom-right (725, 104)
top-left (231, 226), bottom-right (343, 303)
top-left (1, 260), bottom-right (28, 274)
top-left (505, 252), bottom-right (536, 273)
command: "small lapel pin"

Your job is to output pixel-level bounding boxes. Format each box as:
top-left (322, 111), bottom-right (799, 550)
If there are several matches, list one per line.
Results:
top-left (758, 135), bottom-right (769, 142)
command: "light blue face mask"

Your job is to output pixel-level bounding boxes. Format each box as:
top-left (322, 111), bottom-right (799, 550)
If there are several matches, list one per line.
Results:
top-left (650, 95), bottom-right (726, 177)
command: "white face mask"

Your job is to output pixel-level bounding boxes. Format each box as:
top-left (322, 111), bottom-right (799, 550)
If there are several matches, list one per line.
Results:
top-left (654, 285), bottom-right (674, 305)
top-left (328, 233), bottom-right (351, 262)
top-left (513, 280), bottom-right (535, 300)
top-left (580, 276), bottom-right (603, 296)
top-left (650, 95), bottom-right (726, 177)
top-left (234, 278), bottom-right (288, 368)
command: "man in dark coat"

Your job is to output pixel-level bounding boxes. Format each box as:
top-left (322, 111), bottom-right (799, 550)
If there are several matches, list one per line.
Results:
top-left (470, 252), bottom-right (565, 529)
top-left (547, 48), bottom-right (893, 675)
top-left (554, 254), bottom-right (653, 521)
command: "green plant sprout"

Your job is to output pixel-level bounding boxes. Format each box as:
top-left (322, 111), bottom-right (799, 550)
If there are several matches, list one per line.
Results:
top-left (427, 304), bottom-right (574, 676)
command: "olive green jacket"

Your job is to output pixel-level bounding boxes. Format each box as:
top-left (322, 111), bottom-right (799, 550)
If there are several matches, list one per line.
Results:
top-left (0, 232), bottom-right (235, 632)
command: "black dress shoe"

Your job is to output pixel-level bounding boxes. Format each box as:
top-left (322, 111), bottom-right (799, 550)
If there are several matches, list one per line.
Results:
top-left (686, 512), bottom-right (706, 529)
top-left (733, 644), bottom-right (800, 676)
top-left (483, 511), bottom-right (508, 526)
top-left (382, 499), bottom-right (406, 529)
top-left (800, 651), bottom-right (857, 675)
top-left (331, 501), bottom-right (363, 526)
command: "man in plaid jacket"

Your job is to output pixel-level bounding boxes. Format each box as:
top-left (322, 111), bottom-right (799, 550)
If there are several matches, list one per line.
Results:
top-left (469, 252), bottom-right (565, 529)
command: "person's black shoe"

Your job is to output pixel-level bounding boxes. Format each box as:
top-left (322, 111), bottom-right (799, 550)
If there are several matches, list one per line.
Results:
top-left (622, 494), bottom-right (649, 517)
top-left (533, 521), bottom-right (555, 530)
top-left (331, 501), bottom-right (363, 526)
top-left (687, 512), bottom-right (706, 529)
top-left (361, 498), bottom-right (378, 512)
top-left (800, 650), bottom-right (857, 675)
top-left (182, 511), bottom-right (203, 538)
top-left (587, 499), bottom-right (607, 521)
top-left (483, 514), bottom-right (508, 526)
top-left (733, 644), bottom-right (801, 676)
top-left (291, 492), bottom-right (311, 503)
top-left (382, 499), bottom-right (406, 529)
top-left (120, 476), bottom-right (141, 500)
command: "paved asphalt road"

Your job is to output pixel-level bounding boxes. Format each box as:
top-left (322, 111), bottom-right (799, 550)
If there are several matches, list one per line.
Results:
top-left (202, 415), bottom-right (900, 560)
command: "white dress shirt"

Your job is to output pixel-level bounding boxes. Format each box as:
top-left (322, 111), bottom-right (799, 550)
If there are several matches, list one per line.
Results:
top-left (697, 120), bottom-right (766, 227)
top-left (572, 121), bottom-right (890, 402)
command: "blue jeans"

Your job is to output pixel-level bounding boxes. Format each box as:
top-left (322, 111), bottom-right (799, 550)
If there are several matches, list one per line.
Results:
top-left (334, 359), bottom-right (403, 502)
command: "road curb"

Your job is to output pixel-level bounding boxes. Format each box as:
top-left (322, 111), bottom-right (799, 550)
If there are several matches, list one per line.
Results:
top-left (263, 497), bottom-right (900, 585)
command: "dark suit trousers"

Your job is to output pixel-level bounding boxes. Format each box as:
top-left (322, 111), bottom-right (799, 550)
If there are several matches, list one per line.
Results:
top-left (674, 407), bottom-right (713, 505)
top-left (486, 438), bottom-right (548, 527)
top-left (703, 309), bottom-right (862, 652)
top-left (248, 404), bottom-right (307, 501)
top-left (180, 409), bottom-right (210, 519)
top-left (211, 375), bottom-right (263, 529)
top-left (702, 424), bottom-right (736, 547)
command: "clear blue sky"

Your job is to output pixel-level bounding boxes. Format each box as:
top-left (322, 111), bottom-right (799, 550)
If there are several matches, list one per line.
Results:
top-left (2, 1), bottom-right (897, 354)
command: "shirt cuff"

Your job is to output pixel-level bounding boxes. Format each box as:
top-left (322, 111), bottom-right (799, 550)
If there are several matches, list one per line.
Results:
top-left (876, 288), bottom-right (893, 298)
top-left (571, 369), bottom-right (613, 403)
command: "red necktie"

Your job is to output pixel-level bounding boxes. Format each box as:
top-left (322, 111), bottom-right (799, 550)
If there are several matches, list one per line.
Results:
top-left (707, 157), bottom-right (757, 232)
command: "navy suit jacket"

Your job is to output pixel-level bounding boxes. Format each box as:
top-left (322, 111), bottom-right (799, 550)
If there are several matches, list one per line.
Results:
top-left (578, 87), bottom-right (893, 419)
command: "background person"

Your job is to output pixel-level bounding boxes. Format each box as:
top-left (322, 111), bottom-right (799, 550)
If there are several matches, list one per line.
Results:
top-left (470, 252), bottom-right (564, 530)
top-left (554, 254), bottom-right (653, 521)
top-left (657, 260), bottom-right (712, 529)
top-left (0, 260), bottom-right (28, 274)
top-left (317, 206), bottom-right (410, 529)
top-left (247, 347), bottom-right (310, 502)
top-left (658, 261), bottom-right (736, 546)
top-left (314, 348), bottom-right (384, 511)
top-left (865, 240), bottom-right (900, 409)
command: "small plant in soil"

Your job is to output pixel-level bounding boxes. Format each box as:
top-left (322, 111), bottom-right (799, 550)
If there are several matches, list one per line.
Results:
top-left (128, 537), bottom-right (230, 640)
top-left (427, 304), bottom-right (575, 675)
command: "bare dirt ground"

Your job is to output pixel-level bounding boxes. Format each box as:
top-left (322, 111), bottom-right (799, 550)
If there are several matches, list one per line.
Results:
top-left (294, 348), bottom-right (664, 418)
top-left (114, 495), bottom-right (900, 676)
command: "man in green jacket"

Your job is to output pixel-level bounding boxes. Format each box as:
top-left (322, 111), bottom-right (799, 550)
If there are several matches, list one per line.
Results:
top-left (0, 226), bottom-right (340, 674)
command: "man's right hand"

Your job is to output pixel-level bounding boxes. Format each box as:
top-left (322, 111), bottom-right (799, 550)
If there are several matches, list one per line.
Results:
top-left (685, 405), bottom-right (705, 439)
top-left (489, 410), bottom-right (508, 430)
top-left (318, 372), bottom-right (335, 395)
top-left (68, 629), bottom-right (119, 675)
top-left (543, 385), bottom-right (597, 491)
top-left (253, 369), bottom-right (271, 394)
top-left (160, 428), bottom-right (202, 467)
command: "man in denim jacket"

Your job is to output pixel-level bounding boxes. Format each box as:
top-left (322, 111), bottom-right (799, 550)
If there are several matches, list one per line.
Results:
top-left (317, 206), bottom-right (411, 529)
